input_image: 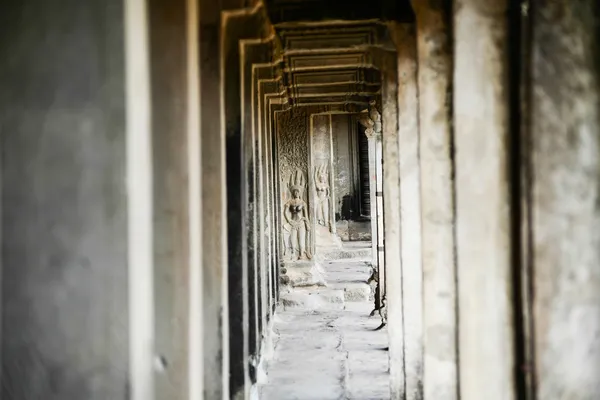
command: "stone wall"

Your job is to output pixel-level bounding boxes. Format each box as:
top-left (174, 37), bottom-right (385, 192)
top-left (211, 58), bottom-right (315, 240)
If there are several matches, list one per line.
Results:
top-left (330, 114), bottom-right (371, 241)
top-left (331, 114), bottom-right (353, 220)
top-left (277, 108), bottom-right (310, 205)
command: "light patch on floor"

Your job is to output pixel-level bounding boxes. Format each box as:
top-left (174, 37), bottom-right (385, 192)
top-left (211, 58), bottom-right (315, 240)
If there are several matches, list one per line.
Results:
top-left (258, 260), bottom-right (390, 400)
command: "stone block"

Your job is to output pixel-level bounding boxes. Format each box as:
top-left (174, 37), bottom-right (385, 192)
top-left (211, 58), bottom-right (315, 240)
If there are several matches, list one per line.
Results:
top-left (281, 260), bottom-right (327, 287)
top-left (341, 283), bottom-right (371, 302)
top-left (280, 288), bottom-right (345, 311)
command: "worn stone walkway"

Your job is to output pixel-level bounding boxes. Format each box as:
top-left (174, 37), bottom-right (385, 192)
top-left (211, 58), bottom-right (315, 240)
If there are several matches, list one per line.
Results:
top-left (258, 258), bottom-right (390, 400)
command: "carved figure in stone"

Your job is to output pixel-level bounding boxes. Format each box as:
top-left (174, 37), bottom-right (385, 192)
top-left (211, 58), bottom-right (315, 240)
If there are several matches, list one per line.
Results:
top-left (314, 164), bottom-right (331, 230)
top-left (282, 170), bottom-right (312, 261)
top-left (358, 99), bottom-right (382, 137)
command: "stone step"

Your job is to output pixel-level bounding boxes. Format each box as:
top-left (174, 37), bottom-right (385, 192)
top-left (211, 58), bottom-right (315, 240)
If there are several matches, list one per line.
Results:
top-left (280, 281), bottom-right (372, 311)
top-left (280, 288), bottom-right (345, 311)
top-left (317, 247), bottom-right (372, 261)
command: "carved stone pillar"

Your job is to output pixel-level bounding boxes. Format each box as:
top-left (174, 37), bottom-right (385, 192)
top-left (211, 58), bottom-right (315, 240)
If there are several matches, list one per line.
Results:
top-left (359, 101), bottom-right (385, 320)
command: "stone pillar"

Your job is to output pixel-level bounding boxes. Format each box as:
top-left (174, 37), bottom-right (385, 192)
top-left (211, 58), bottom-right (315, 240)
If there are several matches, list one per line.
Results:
top-left (411, 1), bottom-right (458, 398)
top-left (453, 1), bottom-right (515, 400)
top-left (359, 102), bottom-right (384, 317)
top-left (221, 4), bottom-right (271, 397)
top-left (269, 99), bottom-right (288, 296)
top-left (360, 111), bottom-right (381, 268)
top-left (392, 23), bottom-right (423, 400)
top-left (0, 0), bottom-right (148, 398)
top-left (530, 1), bottom-right (600, 398)
top-left (367, 133), bottom-right (379, 272)
top-left (198, 0), bottom-right (231, 397)
top-left (241, 37), bottom-right (275, 377)
top-left (375, 129), bottom-right (385, 301)
top-left (256, 74), bottom-right (281, 373)
top-left (148, 0), bottom-right (200, 397)
top-left (378, 44), bottom-right (404, 394)
top-left (258, 76), bottom-right (283, 320)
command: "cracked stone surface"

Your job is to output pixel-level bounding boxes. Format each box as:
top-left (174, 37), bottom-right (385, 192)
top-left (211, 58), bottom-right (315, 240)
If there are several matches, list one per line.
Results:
top-left (259, 259), bottom-right (390, 400)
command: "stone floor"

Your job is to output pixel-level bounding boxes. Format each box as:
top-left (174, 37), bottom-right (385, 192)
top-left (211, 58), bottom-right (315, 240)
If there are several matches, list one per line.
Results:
top-left (258, 257), bottom-right (390, 400)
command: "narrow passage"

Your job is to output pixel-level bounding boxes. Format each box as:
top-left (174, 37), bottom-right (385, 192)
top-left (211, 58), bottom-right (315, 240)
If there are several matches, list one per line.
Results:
top-left (259, 255), bottom-right (390, 400)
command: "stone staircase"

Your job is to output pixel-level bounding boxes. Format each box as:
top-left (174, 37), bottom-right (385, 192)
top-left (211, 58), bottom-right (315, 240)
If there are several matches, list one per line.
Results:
top-left (280, 255), bottom-right (374, 311)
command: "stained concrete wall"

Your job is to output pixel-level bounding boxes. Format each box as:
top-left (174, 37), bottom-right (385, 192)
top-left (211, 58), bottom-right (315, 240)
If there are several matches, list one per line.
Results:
top-left (0, 1), bottom-right (130, 398)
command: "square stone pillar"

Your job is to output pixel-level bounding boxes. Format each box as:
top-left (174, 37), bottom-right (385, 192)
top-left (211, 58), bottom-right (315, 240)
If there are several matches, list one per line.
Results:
top-left (0, 0), bottom-right (151, 398)
top-left (454, 1), bottom-right (514, 400)
top-left (364, 127), bottom-right (380, 270)
top-left (529, 1), bottom-right (600, 398)
top-left (411, 1), bottom-right (458, 398)
top-left (360, 101), bottom-right (385, 317)
top-left (221, 4), bottom-right (271, 397)
top-left (390, 23), bottom-right (423, 400)
top-left (375, 132), bottom-right (385, 309)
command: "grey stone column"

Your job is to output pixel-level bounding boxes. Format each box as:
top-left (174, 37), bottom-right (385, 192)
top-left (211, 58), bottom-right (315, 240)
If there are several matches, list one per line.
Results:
top-left (389, 23), bottom-right (423, 400)
top-left (241, 37), bottom-right (276, 377)
top-left (411, 1), bottom-right (458, 399)
top-left (148, 0), bottom-right (196, 397)
top-left (530, 1), bottom-right (600, 398)
top-left (199, 0), bottom-right (251, 398)
top-left (374, 131), bottom-right (385, 307)
top-left (221, 4), bottom-right (271, 397)
top-left (0, 0), bottom-right (147, 398)
top-left (360, 107), bottom-right (384, 315)
top-left (377, 43), bottom-right (404, 395)
top-left (260, 79), bottom-right (284, 318)
top-left (256, 77), bottom-right (283, 374)
top-left (453, 1), bottom-right (515, 400)
top-left (363, 124), bottom-right (380, 274)
top-left (199, 10), bottom-right (226, 400)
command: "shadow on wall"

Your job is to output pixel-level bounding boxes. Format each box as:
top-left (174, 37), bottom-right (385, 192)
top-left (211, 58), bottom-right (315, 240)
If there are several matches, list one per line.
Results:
top-left (336, 195), bottom-right (371, 241)
top-left (341, 194), bottom-right (354, 220)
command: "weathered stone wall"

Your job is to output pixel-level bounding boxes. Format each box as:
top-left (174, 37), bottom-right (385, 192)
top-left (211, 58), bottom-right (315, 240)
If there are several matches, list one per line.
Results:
top-left (330, 113), bottom-right (371, 241)
top-left (331, 114), bottom-right (352, 220)
top-left (530, 1), bottom-right (600, 398)
top-left (277, 108), bottom-right (310, 205)
top-left (311, 114), bottom-right (330, 168)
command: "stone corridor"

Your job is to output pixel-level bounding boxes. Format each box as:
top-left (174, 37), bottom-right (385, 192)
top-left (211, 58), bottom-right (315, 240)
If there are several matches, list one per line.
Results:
top-left (1, 0), bottom-right (599, 398)
top-left (259, 256), bottom-right (390, 400)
